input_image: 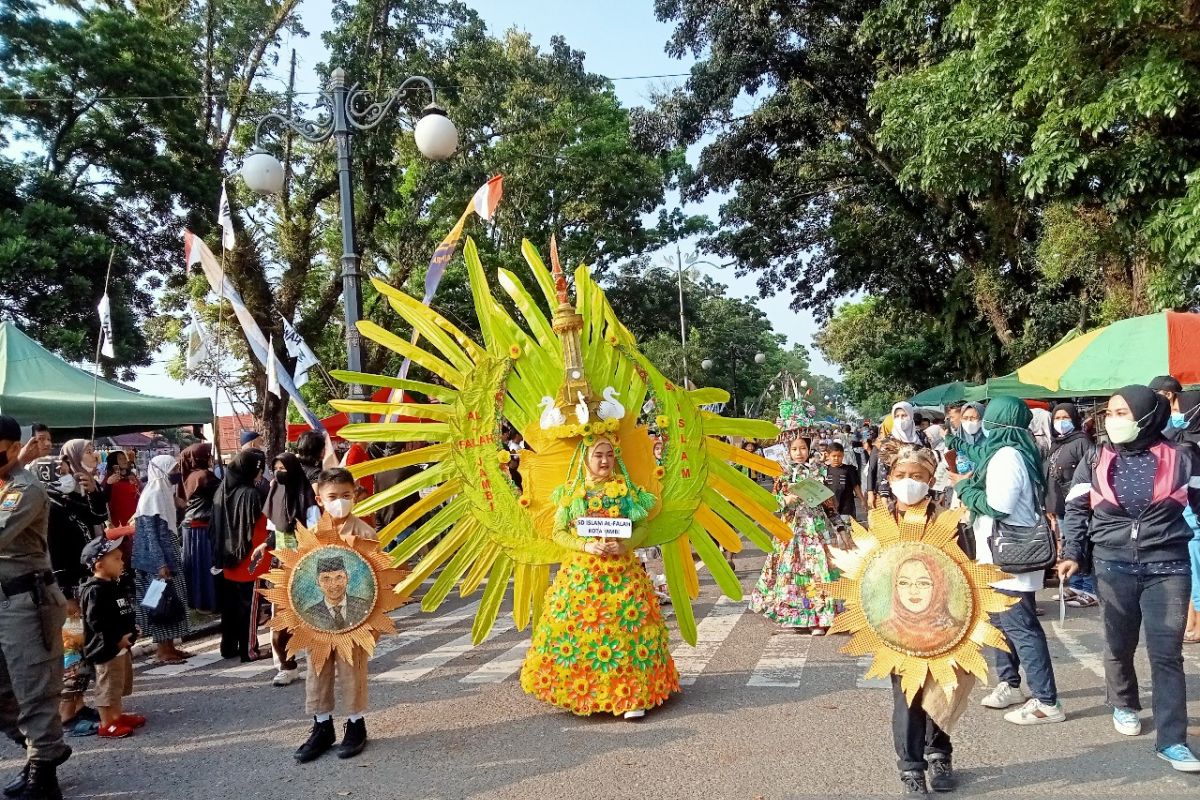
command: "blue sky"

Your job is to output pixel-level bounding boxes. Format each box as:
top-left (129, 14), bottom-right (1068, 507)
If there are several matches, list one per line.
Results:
top-left (132, 0), bottom-right (830, 405)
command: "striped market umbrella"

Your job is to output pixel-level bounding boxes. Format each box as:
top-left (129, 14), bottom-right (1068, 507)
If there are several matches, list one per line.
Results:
top-left (1015, 311), bottom-right (1200, 392)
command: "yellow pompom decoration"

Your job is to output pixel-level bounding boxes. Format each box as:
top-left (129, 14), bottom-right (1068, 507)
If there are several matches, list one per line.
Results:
top-left (497, 450), bottom-right (512, 465)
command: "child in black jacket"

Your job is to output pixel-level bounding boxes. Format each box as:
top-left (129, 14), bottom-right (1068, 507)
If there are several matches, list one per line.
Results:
top-left (79, 536), bottom-right (145, 739)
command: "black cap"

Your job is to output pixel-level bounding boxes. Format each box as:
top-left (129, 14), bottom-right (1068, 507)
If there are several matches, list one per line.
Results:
top-left (0, 415), bottom-right (20, 444)
top-left (81, 536), bottom-right (124, 572)
top-left (317, 555), bottom-right (346, 574)
top-left (1149, 375), bottom-right (1183, 393)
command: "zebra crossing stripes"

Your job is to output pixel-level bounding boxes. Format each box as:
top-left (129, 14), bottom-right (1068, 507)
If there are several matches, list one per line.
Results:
top-left (369, 600), bottom-right (481, 661)
top-left (1049, 621), bottom-right (1105, 679)
top-left (671, 596), bottom-right (746, 685)
top-left (376, 622), bottom-right (514, 683)
top-left (461, 640), bottom-right (530, 684)
top-left (746, 631), bottom-right (812, 688)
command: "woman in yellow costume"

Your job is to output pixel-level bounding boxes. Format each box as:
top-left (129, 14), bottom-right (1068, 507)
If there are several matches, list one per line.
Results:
top-left (520, 435), bottom-right (677, 718)
top-left (324, 235), bottom-right (791, 721)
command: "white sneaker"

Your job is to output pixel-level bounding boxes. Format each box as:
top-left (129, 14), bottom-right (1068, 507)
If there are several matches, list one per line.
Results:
top-left (1004, 698), bottom-right (1066, 725)
top-left (981, 683), bottom-right (1026, 709)
top-left (623, 709), bottom-right (646, 720)
top-left (1112, 707), bottom-right (1142, 736)
top-left (273, 668), bottom-right (298, 687)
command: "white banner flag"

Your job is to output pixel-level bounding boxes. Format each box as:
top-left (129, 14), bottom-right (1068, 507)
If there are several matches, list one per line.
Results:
top-left (266, 336), bottom-right (281, 398)
top-left (96, 294), bottom-right (115, 359)
top-left (280, 315), bottom-right (320, 388)
top-left (185, 309), bottom-right (212, 371)
top-left (218, 182), bottom-right (236, 250)
top-left (184, 230), bottom-right (323, 430)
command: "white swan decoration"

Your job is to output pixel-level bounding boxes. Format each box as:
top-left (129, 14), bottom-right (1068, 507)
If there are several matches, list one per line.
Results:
top-left (539, 396), bottom-right (566, 430)
top-left (597, 386), bottom-right (626, 421)
top-left (574, 391), bottom-right (591, 426)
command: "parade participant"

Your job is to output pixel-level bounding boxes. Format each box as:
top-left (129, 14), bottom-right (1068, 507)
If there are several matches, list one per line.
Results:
top-left (872, 403), bottom-right (930, 506)
top-left (0, 415), bottom-right (72, 800)
top-left (178, 443), bottom-right (220, 613)
top-left (749, 436), bottom-right (840, 635)
top-left (335, 238), bottom-right (785, 724)
top-left (824, 442), bottom-right (865, 526)
top-left (1060, 385), bottom-right (1200, 772)
top-left (879, 445), bottom-right (956, 794)
top-left (79, 536), bottom-right (144, 739)
top-left (519, 435), bottom-right (676, 718)
top-left (131, 455), bottom-right (191, 666)
top-left (103, 451), bottom-right (140, 528)
top-left (251, 452), bottom-right (317, 686)
top-left (293, 468), bottom-right (379, 763)
top-left (1044, 403), bottom-right (1097, 608)
top-left (951, 396), bottom-right (1065, 726)
top-left (210, 449), bottom-right (268, 662)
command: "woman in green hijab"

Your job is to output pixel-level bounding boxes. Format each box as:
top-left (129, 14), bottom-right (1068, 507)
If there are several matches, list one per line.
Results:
top-left (949, 396), bottom-right (1066, 727)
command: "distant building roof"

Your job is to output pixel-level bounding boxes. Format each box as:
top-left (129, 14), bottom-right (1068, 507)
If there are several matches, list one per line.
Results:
top-left (107, 432), bottom-right (154, 448)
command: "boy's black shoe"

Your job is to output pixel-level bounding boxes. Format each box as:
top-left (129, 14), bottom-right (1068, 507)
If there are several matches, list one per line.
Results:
top-left (927, 755), bottom-right (955, 792)
top-left (900, 770), bottom-right (928, 795)
top-left (294, 718), bottom-right (336, 763)
top-left (337, 718), bottom-right (367, 759)
top-left (5, 747), bottom-right (69, 799)
top-left (14, 758), bottom-right (64, 800)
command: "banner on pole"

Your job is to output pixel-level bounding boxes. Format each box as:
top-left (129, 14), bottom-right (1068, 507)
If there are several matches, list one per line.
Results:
top-left (97, 294), bottom-right (115, 359)
top-left (218, 182), bottom-right (236, 251)
top-left (185, 229), bottom-right (322, 431)
top-left (280, 315), bottom-right (320, 388)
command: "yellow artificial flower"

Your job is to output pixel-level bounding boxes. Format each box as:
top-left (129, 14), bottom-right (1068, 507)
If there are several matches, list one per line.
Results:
top-left (617, 483), bottom-right (628, 497)
top-left (604, 482), bottom-right (621, 499)
top-left (606, 506), bottom-right (622, 518)
top-left (654, 466), bottom-right (665, 478)
top-left (518, 495), bottom-right (531, 508)
top-left (581, 422), bottom-right (593, 435)
top-left (508, 344), bottom-right (521, 359)
top-left (497, 450), bottom-right (512, 465)
top-left (655, 415), bottom-right (669, 429)
top-left (587, 497), bottom-right (604, 512)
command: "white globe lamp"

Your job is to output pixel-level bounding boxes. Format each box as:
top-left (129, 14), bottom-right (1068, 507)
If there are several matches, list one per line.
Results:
top-left (240, 150), bottom-right (285, 195)
top-left (414, 105), bottom-right (459, 161)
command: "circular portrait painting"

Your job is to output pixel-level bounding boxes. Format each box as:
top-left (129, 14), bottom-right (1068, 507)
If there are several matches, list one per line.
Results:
top-left (860, 541), bottom-right (974, 658)
top-left (288, 545), bottom-right (379, 634)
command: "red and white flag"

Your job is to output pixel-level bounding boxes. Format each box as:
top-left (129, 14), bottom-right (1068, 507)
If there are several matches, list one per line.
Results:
top-left (471, 175), bottom-right (503, 221)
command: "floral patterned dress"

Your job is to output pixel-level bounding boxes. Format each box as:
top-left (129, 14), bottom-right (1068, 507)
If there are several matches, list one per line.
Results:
top-left (748, 460), bottom-right (840, 628)
top-left (520, 485), bottom-right (679, 716)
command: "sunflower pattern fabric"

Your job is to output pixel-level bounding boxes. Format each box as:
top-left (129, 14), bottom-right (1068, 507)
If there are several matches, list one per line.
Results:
top-left (520, 547), bottom-right (678, 715)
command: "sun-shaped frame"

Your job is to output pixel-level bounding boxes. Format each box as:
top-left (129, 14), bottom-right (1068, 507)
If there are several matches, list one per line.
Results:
top-left (825, 504), bottom-right (1018, 704)
top-left (259, 520), bottom-right (408, 676)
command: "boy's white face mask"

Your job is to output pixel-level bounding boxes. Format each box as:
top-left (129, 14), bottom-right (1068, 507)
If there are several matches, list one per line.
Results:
top-left (325, 498), bottom-right (353, 519)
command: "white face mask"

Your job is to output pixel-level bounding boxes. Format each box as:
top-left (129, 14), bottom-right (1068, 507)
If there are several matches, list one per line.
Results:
top-left (325, 498), bottom-right (353, 519)
top-left (55, 474), bottom-right (77, 494)
top-left (1106, 416), bottom-right (1140, 445)
top-left (1054, 419), bottom-right (1075, 435)
top-left (891, 478), bottom-right (930, 505)
top-left (961, 420), bottom-right (981, 436)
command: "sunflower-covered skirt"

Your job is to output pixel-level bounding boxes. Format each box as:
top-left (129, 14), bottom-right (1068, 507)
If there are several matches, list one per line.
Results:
top-left (520, 551), bottom-right (679, 716)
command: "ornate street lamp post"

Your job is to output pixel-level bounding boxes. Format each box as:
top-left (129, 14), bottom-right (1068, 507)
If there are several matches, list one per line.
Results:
top-left (242, 69), bottom-right (458, 419)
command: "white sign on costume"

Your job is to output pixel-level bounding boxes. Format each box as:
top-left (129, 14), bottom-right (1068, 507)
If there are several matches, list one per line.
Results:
top-left (280, 315), bottom-right (320, 388)
top-left (576, 517), bottom-right (633, 539)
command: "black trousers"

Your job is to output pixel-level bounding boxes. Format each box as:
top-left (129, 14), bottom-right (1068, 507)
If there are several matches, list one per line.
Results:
top-left (892, 675), bottom-right (952, 772)
top-left (219, 576), bottom-right (258, 660)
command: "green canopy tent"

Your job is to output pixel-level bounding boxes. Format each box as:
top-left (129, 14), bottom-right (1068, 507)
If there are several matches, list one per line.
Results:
top-left (0, 322), bottom-right (213, 435)
top-left (909, 381), bottom-right (978, 406)
top-left (961, 374), bottom-right (1084, 402)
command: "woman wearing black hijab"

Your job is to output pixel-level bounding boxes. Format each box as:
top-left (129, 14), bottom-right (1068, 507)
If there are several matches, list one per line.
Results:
top-left (1061, 385), bottom-right (1200, 772)
top-left (250, 452), bottom-right (316, 684)
top-left (210, 450), bottom-right (268, 661)
top-left (1045, 403), bottom-right (1097, 606)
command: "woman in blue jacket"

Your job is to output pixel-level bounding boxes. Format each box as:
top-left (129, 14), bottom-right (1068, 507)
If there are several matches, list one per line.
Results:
top-left (1060, 385), bottom-right (1200, 772)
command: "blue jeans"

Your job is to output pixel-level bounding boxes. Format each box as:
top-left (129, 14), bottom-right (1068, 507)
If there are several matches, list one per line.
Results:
top-left (1189, 538), bottom-right (1200, 612)
top-left (1068, 572), bottom-right (1097, 595)
top-left (1094, 559), bottom-right (1190, 749)
top-left (990, 590), bottom-right (1058, 704)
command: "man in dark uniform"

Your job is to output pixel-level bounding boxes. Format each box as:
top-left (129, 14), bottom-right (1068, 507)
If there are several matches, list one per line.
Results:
top-left (0, 415), bottom-right (70, 800)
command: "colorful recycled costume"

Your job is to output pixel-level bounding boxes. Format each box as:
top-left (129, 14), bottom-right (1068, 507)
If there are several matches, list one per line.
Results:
top-left (329, 237), bottom-right (791, 716)
top-left (749, 456), bottom-right (839, 629)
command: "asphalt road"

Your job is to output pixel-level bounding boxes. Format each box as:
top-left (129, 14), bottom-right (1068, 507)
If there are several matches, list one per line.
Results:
top-left (22, 567), bottom-right (1200, 800)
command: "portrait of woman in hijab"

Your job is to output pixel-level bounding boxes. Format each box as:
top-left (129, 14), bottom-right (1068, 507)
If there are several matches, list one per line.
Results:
top-left (865, 546), bottom-right (971, 657)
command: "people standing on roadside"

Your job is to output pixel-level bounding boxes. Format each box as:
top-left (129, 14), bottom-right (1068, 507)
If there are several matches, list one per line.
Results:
top-left (1044, 403), bottom-right (1097, 608)
top-left (824, 442), bottom-right (865, 526)
top-left (950, 396), bottom-right (1066, 726)
top-left (0, 415), bottom-right (72, 799)
top-left (1174, 392), bottom-right (1200, 644)
top-left (103, 451), bottom-right (140, 528)
top-left (131, 455), bottom-right (191, 666)
top-left (178, 443), bottom-right (220, 614)
top-left (870, 402), bottom-right (930, 508)
top-left (295, 430), bottom-right (327, 490)
top-left (17, 424), bottom-right (52, 468)
top-left (1060, 385), bottom-right (1200, 772)
top-left (210, 450), bottom-right (269, 662)
top-left (950, 403), bottom-right (986, 479)
top-left (252, 452), bottom-right (316, 686)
